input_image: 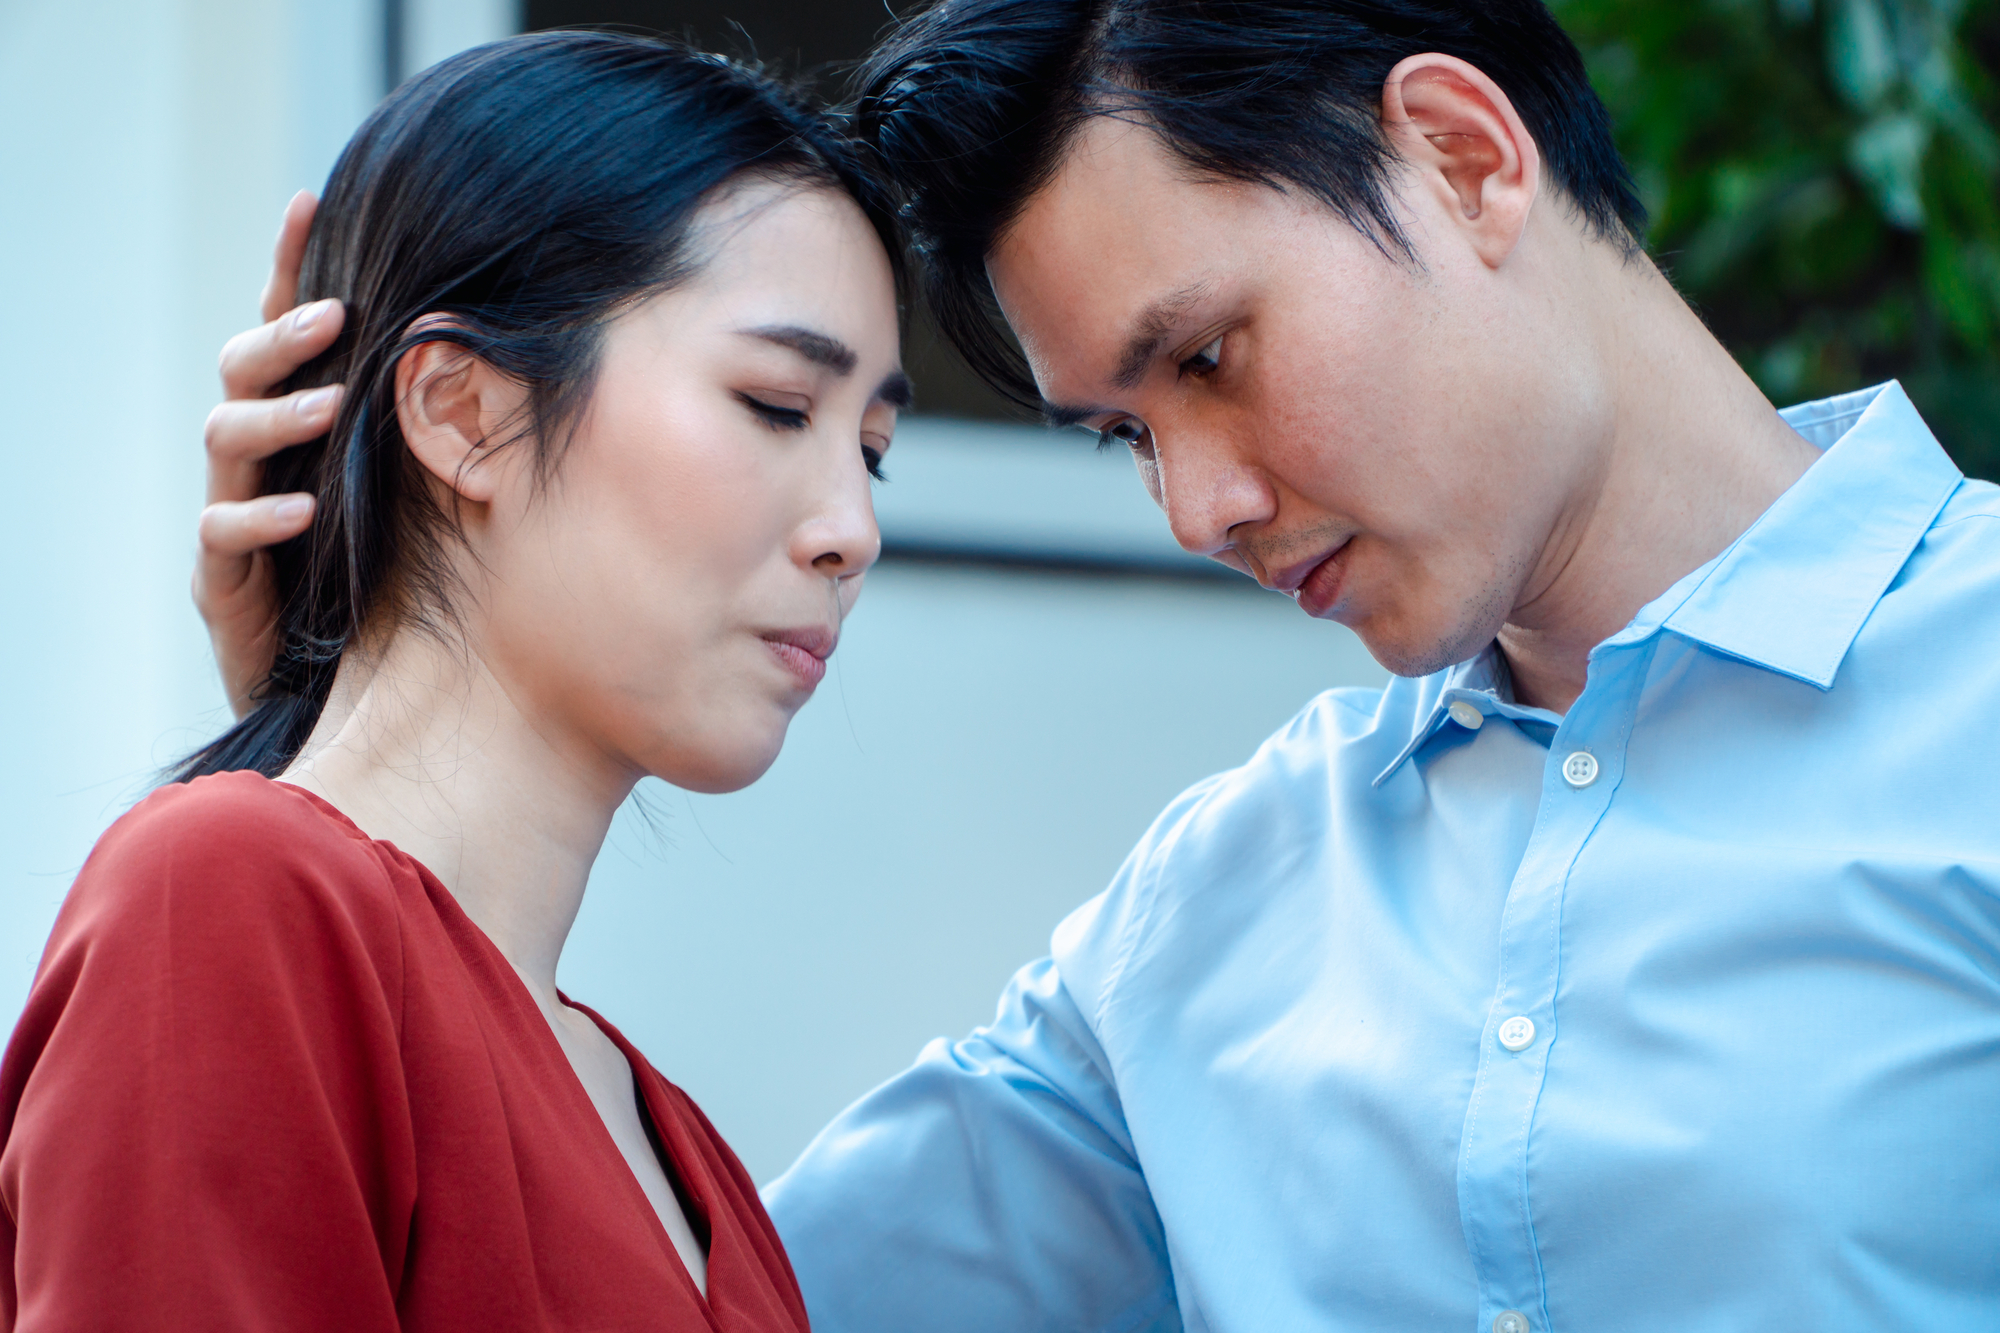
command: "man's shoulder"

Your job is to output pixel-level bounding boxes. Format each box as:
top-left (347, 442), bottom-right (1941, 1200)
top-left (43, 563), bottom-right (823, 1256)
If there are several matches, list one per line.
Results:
top-left (1108, 678), bottom-right (1428, 881)
top-left (1052, 679), bottom-right (1414, 1007)
top-left (1877, 473), bottom-right (2000, 645)
top-left (1924, 473), bottom-right (2000, 543)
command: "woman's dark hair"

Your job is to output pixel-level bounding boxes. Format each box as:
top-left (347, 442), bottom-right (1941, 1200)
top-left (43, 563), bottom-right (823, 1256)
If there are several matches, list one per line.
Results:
top-left (850, 0), bottom-right (1645, 411)
top-left (173, 30), bottom-right (899, 783)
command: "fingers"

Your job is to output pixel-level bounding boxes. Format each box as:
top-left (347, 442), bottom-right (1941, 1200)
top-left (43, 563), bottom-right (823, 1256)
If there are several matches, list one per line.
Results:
top-left (194, 496), bottom-right (312, 717)
top-left (198, 495), bottom-right (316, 570)
top-left (261, 191), bottom-right (319, 324)
top-left (204, 385), bottom-right (343, 504)
top-left (235, 193), bottom-right (343, 402)
top-left (198, 190), bottom-right (330, 718)
top-left (219, 298), bottom-right (346, 400)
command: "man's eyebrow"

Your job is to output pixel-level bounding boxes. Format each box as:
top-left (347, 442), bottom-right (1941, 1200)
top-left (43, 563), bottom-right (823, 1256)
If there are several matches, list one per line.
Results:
top-left (741, 325), bottom-right (858, 376)
top-left (1110, 281), bottom-right (1213, 391)
top-left (1040, 280), bottom-right (1215, 428)
top-left (1042, 400), bottom-right (1103, 430)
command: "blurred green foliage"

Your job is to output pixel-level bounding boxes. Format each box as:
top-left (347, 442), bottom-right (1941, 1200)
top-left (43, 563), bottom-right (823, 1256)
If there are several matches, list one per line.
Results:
top-left (1552, 0), bottom-right (2000, 478)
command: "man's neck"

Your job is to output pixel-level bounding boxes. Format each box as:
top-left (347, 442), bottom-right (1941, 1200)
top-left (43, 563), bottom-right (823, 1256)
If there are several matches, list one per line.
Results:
top-left (1496, 258), bottom-right (1822, 713)
top-left (278, 634), bottom-right (631, 1000)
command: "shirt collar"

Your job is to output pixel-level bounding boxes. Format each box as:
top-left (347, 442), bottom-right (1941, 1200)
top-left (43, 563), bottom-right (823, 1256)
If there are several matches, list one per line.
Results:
top-left (1608, 380), bottom-right (1961, 689)
top-left (1373, 647), bottom-right (1563, 786)
top-left (1374, 381), bottom-right (1961, 785)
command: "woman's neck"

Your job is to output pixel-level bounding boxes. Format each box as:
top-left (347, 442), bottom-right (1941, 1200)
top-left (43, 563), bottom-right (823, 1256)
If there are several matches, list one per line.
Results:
top-left (279, 631), bottom-right (631, 1001)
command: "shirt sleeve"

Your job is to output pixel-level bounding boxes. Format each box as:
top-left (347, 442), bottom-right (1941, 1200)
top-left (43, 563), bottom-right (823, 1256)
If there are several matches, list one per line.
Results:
top-left (762, 950), bottom-right (1180, 1333)
top-left (0, 783), bottom-right (417, 1332)
top-left (762, 773), bottom-right (1237, 1333)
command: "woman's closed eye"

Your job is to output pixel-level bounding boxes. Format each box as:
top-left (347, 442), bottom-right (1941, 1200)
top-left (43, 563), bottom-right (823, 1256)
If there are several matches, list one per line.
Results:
top-left (738, 391), bottom-right (809, 431)
top-left (743, 390), bottom-right (889, 481)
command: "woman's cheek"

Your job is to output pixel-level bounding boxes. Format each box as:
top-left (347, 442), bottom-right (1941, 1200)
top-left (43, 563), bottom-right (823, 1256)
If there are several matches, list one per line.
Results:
top-left (838, 570), bottom-right (867, 620)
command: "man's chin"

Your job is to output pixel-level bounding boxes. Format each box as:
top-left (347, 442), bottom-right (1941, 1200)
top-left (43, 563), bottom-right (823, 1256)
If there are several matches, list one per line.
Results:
top-left (1353, 617), bottom-right (1497, 681)
top-left (1349, 574), bottom-right (1518, 680)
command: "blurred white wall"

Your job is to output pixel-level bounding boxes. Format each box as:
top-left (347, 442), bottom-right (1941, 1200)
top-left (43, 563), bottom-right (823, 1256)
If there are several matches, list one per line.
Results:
top-left (406, 0), bottom-right (521, 78)
top-left (0, 0), bottom-right (516, 1008)
top-left (0, 0), bottom-right (373, 1008)
top-left (0, 0), bottom-right (1385, 1185)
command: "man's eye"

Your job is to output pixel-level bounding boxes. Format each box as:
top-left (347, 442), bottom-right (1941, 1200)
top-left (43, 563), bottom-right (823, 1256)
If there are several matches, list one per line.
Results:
top-left (738, 392), bottom-right (809, 430)
top-left (1180, 335), bottom-right (1224, 378)
top-left (1096, 418), bottom-right (1150, 452)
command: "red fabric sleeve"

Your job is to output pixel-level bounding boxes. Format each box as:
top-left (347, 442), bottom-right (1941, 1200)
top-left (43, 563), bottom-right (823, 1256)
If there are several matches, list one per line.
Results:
top-left (0, 778), bottom-right (418, 1332)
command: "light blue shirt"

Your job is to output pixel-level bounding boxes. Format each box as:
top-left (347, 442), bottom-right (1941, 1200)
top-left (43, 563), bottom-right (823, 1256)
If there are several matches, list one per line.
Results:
top-left (765, 383), bottom-right (2000, 1331)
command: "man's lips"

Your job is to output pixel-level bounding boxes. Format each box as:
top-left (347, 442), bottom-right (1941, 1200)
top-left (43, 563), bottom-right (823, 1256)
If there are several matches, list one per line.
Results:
top-left (1268, 539), bottom-right (1353, 619)
top-left (762, 627), bottom-right (837, 689)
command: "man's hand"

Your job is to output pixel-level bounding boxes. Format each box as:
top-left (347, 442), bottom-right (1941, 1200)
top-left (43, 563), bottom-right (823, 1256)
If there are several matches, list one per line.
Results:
top-left (197, 190), bottom-right (346, 718)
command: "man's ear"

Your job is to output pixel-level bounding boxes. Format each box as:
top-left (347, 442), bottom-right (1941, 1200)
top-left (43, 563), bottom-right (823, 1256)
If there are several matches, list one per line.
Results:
top-left (1379, 53), bottom-right (1541, 269)
top-left (393, 323), bottom-right (521, 506)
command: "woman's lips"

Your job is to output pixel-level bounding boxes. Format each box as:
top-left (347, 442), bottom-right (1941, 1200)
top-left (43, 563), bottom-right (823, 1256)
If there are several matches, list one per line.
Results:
top-left (763, 630), bottom-right (833, 689)
top-left (1293, 541), bottom-right (1352, 618)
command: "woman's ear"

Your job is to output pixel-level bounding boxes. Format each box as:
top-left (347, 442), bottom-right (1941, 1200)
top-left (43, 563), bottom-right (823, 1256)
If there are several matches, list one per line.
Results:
top-left (393, 323), bottom-right (522, 506)
top-left (1379, 53), bottom-right (1541, 269)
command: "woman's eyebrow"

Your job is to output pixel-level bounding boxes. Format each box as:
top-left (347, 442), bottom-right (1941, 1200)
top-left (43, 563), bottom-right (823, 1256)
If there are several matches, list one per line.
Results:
top-left (741, 325), bottom-right (858, 376)
top-left (738, 324), bottom-right (908, 408)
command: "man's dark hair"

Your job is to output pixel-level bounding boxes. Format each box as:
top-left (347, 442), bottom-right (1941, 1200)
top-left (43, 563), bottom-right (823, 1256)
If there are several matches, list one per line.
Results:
top-left (852, 0), bottom-right (1645, 411)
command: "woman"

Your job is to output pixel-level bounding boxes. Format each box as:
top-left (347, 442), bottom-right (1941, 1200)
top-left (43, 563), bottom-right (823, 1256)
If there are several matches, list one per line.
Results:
top-left (0, 32), bottom-right (907, 1330)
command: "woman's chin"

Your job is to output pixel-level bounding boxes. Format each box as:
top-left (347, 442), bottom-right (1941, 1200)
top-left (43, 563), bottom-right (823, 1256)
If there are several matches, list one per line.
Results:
top-left (639, 716), bottom-right (792, 795)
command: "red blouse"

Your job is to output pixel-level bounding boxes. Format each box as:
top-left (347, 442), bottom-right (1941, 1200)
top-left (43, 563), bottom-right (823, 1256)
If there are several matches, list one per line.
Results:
top-left (0, 772), bottom-right (810, 1332)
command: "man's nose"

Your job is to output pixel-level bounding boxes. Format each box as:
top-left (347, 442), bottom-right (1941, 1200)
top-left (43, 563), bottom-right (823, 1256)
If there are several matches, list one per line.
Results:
top-left (1156, 433), bottom-right (1276, 566)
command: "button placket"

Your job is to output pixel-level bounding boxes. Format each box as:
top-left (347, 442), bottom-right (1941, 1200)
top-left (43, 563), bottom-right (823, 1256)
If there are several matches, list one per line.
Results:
top-left (1456, 639), bottom-right (1653, 1331)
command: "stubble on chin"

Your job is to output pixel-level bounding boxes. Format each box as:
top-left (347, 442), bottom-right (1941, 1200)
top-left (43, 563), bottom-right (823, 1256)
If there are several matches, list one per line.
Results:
top-left (1364, 552), bottom-right (1525, 681)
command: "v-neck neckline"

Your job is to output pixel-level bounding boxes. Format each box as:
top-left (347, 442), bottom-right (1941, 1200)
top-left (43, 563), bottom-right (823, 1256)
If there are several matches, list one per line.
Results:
top-left (567, 994), bottom-right (721, 1313)
top-left (272, 778), bottom-right (726, 1325)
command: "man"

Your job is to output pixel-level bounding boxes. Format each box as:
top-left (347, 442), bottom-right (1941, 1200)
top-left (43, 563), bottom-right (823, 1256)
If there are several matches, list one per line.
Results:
top-left (201, 1), bottom-right (1999, 1328)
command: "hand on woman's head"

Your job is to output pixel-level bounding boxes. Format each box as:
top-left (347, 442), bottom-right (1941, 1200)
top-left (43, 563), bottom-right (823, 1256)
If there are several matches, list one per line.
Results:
top-left (196, 190), bottom-right (346, 718)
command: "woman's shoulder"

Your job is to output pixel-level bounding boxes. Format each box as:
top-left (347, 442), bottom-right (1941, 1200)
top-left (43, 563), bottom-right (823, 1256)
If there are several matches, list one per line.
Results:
top-left (62, 771), bottom-right (407, 961)
top-left (90, 770), bottom-right (384, 885)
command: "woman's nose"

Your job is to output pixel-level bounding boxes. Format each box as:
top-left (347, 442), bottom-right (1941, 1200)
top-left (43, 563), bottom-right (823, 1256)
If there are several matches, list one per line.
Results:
top-left (795, 451), bottom-right (882, 580)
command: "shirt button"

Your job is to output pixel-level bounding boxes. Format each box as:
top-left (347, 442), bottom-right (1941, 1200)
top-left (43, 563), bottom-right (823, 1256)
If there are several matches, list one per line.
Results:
top-left (1560, 750), bottom-right (1599, 788)
top-left (1497, 1016), bottom-right (1536, 1052)
top-left (1494, 1313), bottom-right (1531, 1333)
top-left (1447, 700), bottom-right (1485, 730)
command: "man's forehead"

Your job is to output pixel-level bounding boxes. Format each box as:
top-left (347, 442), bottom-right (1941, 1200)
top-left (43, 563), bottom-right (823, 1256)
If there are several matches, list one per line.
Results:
top-left (990, 130), bottom-right (1218, 386)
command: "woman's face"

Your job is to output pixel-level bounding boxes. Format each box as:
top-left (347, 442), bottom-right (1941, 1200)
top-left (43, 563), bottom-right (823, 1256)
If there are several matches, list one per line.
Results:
top-left (457, 180), bottom-right (906, 794)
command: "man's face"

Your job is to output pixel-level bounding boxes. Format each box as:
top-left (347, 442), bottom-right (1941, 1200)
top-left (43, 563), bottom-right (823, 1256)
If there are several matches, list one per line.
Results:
top-left (987, 116), bottom-right (1605, 677)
